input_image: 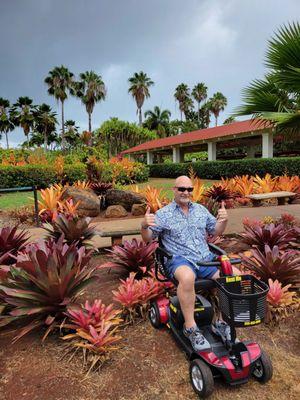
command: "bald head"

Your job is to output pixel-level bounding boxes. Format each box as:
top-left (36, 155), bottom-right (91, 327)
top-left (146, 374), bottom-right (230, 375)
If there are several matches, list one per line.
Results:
top-left (172, 175), bottom-right (194, 207)
top-left (174, 175), bottom-right (193, 187)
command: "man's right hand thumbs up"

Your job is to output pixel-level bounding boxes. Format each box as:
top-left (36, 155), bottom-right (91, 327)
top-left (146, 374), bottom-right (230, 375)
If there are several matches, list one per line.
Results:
top-left (141, 206), bottom-right (156, 229)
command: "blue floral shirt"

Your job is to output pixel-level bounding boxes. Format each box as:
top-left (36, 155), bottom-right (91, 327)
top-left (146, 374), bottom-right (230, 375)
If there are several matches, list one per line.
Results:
top-left (150, 201), bottom-right (217, 266)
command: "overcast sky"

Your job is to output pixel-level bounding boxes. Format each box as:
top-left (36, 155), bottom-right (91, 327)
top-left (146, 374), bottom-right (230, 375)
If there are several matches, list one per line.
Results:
top-left (0, 0), bottom-right (299, 147)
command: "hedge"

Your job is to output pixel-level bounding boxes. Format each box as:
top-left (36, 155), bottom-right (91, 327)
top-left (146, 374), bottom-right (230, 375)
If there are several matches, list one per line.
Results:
top-left (0, 164), bottom-right (86, 189)
top-left (149, 157), bottom-right (300, 179)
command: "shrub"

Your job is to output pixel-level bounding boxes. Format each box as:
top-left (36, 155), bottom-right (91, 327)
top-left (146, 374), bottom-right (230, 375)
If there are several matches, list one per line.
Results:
top-left (241, 245), bottom-right (300, 286)
top-left (0, 238), bottom-right (97, 341)
top-left (99, 239), bottom-right (158, 278)
top-left (149, 157), bottom-right (300, 179)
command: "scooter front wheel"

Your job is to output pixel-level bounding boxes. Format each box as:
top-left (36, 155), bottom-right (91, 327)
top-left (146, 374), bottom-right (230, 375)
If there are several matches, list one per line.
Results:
top-left (189, 358), bottom-right (214, 398)
top-left (252, 350), bottom-right (273, 383)
top-left (149, 302), bottom-right (164, 329)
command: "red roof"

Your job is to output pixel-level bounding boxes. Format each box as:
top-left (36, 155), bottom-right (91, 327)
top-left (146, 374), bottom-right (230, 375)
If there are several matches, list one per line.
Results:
top-left (121, 119), bottom-right (268, 154)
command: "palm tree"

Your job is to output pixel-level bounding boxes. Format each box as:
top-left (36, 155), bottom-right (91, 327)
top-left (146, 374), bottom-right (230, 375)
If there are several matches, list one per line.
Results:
top-left (174, 84), bottom-right (191, 121)
top-left (208, 92), bottom-right (227, 126)
top-left (235, 22), bottom-right (300, 137)
top-left (73, 71), bottom-right (106, 132)
top-left (0, 98), bottom-right (14, 149)
top-left (10, 96), bottom-right (35, 146)
top-left (128, 71), bottom-right (154, 125)
top-left (192, 83), bottom-right (208, 123)
top-left (144, 106), bottom-right (171, 137)
top-left (64, 120), bottom-right (80, 148)
top-left (45, 65), bottom-right (74, 148)
top-left (34, 104), bottom-right (57, 150)
top-left (223, 116), bottom-right (236, 125)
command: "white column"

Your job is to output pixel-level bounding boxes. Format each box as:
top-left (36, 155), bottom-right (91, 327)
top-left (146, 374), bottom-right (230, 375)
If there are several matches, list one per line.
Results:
top-left (208, 142), bottom-right (216, 161)
top-left (172, 147), bottom-right (180, 163)
top-left (262, 132), bottom-right (273, 158)
top-left (146, 150), bottom-right (153, 165)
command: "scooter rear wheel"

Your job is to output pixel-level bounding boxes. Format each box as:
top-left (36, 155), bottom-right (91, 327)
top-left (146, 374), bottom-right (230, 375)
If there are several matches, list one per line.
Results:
top-left (252, 350), bottom-right (273, 383)
top-left (149, 302), bottom-right (164, 329)
top-left (189, 358), bottom-right (214, 398)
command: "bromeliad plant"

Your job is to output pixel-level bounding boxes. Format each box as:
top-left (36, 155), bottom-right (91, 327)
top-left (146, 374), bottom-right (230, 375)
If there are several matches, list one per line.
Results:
top-left (205, 184), bottom-right (235, 204)
top-left (62, 300), bottom-right (122, 372)
top-left (241, 245), bottom-right (300, 286)
top-left (0, 226), bottom-right (29, 265)
top-left (240, 223), bottom-right (297, 251)
top-left (112, 271), bottom-right (171, 321)
top-left (43, 214), bottom-right (97, 248)
top-left (100, 239), bottom-right (158, 278)
top-left (266, 279), bottom-right (299, 324)
top-left (0, 238), bottom-right (97, 341)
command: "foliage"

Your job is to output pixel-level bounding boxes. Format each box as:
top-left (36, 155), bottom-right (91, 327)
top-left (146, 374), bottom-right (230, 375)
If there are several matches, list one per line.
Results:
top-left (205, 184), bottom-right (234, 203)
top-left (266, 279), bottom-right (299, 324)
top-left (240, 223), bottom-right (297, 251)
top-left (202, 198), bottom-right (219, 217)
top-left (112, 271), bottom-right (170, 321)
top-left (142, 185), bottom-right (169, 212)
top-left (38, 185), bottom-right (64, 221)
top-left (0, 226), bottom-right (29, 265)
top-left (90, 182), bottom-right (113, 195)
top-left (128, 71), bottom-right (154, 125)
top-left (99, 239), bottom-right (158, 279)
top-left (0, 239), bottom-right (96, 341)
top-left (62, 300), bottom-right (122, 371)
top-left (43, 214), bottom-right (96, 248)
top-left (253, 173), bottom-right (276, 193)
top-left (72, 180), bottom-right (92, 190)
top-left (8, 206), bottom-right (35, 224)
top-left (149, 157), bottom-right (300, 180)
top-left (143, 106), bottom-right (171, 138)
top-left (241, 245), bottom-right (300, 286)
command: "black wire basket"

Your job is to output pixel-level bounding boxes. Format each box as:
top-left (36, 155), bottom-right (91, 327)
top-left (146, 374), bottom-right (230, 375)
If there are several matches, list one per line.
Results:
top-left (215, 275), bottom-right (269, 328)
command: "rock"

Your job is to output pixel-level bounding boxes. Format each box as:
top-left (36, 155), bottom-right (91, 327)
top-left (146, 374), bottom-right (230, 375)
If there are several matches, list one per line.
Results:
top-left (61, 187), bottom-right (100, 217)
top-left (131, 203), bottom-right (147, 216)
top-left (105, 189), bottom-right (146, 212)
top-left (105, 205), bottom-right (128, 218)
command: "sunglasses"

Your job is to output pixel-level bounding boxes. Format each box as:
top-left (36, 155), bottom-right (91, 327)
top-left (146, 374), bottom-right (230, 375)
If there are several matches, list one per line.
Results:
top-left (175, 186), bottom-right (194, 193)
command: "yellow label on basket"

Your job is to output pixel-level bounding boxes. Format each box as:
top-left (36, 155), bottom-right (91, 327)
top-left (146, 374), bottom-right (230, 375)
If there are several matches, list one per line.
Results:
top-left (170, 304), bottom-right (177, 313)
top-left (195, 307), bottom-right (205, 312)
top-left (226, 276), bottom-right (242, 283)
top-left (244, 319), bottom-right (261, 326)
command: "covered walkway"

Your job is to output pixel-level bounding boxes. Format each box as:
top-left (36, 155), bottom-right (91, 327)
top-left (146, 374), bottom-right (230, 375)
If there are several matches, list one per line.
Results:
top-left (121, 119), bottom-right (274, 163)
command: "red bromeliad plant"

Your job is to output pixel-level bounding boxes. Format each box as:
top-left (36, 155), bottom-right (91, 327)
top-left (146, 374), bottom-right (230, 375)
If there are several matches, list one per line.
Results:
top-left (266, 279), bottom-right (299, 324)
top-left (0, 226), bottom-right (29, 265)
top-left (112, 272), bottom-right (171, 320)
top-left (99, 239), bottom-right (158, 278)
top-left (0, 238), bottom-right (97, 341)
top-left (240, 223), bottom-right (297, 251)
top-left (204, 184), bottom-right (235, 204)
top-left (62, 300), bottom-right (122, 371)
top-left (241, 245), bottom-right (300, 286)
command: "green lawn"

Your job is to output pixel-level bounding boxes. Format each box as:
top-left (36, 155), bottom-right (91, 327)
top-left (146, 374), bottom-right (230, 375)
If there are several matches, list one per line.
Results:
top-left (0, 178), bottom-right (219, 210)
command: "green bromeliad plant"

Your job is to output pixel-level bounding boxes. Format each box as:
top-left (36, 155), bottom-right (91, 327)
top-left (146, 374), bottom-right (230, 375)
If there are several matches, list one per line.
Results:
top-left (0, 237), bottom-right (97, 341)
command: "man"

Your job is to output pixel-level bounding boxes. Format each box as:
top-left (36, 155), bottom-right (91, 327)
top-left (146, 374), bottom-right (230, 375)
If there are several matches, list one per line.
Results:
top-left (141, 175), bottom-right (239, 351)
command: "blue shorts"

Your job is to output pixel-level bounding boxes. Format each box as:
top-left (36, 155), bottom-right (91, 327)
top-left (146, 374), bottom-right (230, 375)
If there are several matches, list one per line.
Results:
top-left (166, 255), bottom-right (218, 280)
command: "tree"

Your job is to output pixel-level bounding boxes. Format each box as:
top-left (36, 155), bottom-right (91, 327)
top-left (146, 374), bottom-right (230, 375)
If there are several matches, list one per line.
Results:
top-left (73, 71), bottom-right (106, 132)
top-left (174, 83), bottom-right (191, 121)
top-left (144, 106), bottom-right (171, 137)
top-left (208, 92), bottom-right (227, 126)
top-left (192, 83), bottom-right (208, 124)
top-left (45, 65), bottom-right (74, 148)
top-left (64, 120), bottom-right (81, 148)
top-left (235, 22), bottom-right (300, 138)
top-left (10, 96), bottom-right (35, 147)
top-left (33, 104), bottom-right (57, 150)
top-left (128, 72), bottom-right (154, 125)
top-left (0, 98), bottom-right (14, 149)
top-left (223, 116), bottom-right (236, 125)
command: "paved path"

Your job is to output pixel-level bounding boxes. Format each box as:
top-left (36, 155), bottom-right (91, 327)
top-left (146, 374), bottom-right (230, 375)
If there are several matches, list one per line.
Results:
top-left (26, 204), bottom-right (300, 248)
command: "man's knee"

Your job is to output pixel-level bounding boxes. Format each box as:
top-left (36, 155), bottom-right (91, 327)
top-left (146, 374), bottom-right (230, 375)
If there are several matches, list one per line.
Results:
top-left (175, 266), bottom-right (195, 289)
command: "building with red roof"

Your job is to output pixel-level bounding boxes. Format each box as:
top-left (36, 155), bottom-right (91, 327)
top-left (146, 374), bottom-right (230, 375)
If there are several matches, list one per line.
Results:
top-left (121, 119), bottom-right (274, 164)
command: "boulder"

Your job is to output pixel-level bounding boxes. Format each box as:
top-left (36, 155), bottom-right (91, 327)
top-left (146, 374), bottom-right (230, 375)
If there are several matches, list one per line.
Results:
top-left (105, 189), bottom-right (146, 212)
top-left (61, 187), bottom-right (100, 217)
top-left (105, 205), bottom-right (128, 218)
top-left (131, 203), bottom-right (147, 216)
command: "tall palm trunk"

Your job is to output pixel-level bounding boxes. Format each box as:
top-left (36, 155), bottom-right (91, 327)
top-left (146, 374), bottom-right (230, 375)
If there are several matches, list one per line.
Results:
top-left (138, 107), bottom-right (142, 126)
top-left (215, 115), bottom-right (218, 127)
top-left (5, 132), bottom-right (9, 149)
top-left (88, 111), bottom-right (92, 133)
top-left (61, 100), bottom-right (65, 149)
top-left (197, 101), bottom-right (200, 124)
